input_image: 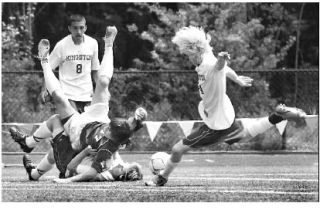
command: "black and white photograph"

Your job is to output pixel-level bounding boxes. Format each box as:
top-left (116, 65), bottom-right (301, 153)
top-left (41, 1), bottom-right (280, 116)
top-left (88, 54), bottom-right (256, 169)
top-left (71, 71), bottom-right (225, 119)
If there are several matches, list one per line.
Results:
top-left (1, 1), bottom-right (319, 203)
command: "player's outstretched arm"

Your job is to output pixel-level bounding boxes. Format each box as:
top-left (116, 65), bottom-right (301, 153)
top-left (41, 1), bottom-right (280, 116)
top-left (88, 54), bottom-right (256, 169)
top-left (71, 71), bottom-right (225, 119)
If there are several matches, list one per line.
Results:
top-left (225, 66), bottom-right (253, 87)
top-left (66, 146), bottom-right (96, 177)
top-left (53, 167), bottom-right (98, 183)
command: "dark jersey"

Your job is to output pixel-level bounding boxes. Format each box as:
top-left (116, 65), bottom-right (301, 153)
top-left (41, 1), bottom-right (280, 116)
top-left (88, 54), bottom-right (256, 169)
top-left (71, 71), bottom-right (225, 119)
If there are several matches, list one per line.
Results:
top-left (79, 121), bottom-right (129, 173)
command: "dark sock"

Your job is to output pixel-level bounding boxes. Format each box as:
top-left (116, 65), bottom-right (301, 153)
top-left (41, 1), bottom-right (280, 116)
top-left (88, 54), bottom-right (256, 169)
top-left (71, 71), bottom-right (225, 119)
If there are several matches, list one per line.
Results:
top-left (268, 113), bottom-right (284, 125)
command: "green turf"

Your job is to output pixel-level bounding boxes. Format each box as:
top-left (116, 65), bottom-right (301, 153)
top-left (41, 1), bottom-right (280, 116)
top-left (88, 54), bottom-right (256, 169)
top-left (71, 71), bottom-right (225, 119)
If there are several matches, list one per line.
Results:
top-left (2, 153), bottom-right (318, 202)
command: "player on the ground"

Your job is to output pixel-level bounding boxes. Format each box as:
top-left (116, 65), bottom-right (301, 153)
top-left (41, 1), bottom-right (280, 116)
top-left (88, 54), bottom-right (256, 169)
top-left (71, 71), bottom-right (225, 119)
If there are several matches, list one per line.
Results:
top-left (62, 145), bottom-right (142, 182)
top-left (145, 26), bottom-right (307, 187)
top-left (22, 147), bottom-right (143, 182)
top-left (31, 25), bottom-right (146, 182)
top-left (42, 14), bottom-right (100, 113)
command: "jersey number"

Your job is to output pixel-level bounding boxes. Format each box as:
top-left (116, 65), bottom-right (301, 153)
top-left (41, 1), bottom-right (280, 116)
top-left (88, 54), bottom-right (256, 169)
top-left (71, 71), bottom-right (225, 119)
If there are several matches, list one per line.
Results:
top-left (76, 64), bottom-right (82, 73)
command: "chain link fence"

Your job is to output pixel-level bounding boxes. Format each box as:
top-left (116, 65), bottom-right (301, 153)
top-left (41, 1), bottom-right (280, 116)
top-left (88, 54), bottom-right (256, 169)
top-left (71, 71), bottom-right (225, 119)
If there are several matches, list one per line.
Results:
top-left (2, 69), bottom-right (319, 152)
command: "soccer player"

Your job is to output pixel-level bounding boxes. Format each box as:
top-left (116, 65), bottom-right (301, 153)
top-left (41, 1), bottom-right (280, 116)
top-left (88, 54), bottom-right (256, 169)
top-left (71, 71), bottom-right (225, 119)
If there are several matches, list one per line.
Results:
top-left (43, 14), bottom-right (100, 113)
top-left (34, 25), bottom-right (146, 182)
top-left (22, 147), bottom-right (143, 182)
top-left (61, 145), bottom-right (143, 182)
top-left (145, 26), bottom-right (307, 187)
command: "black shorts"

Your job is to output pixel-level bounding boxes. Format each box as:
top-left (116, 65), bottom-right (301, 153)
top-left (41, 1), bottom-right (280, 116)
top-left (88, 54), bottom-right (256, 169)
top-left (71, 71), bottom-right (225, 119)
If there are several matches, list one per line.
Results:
top-left (183, 119), bottom-right (246, 148)
top-left (69, 100), bottom-right (91, 114)
top-left (51, 131), bottom-right (78, 178)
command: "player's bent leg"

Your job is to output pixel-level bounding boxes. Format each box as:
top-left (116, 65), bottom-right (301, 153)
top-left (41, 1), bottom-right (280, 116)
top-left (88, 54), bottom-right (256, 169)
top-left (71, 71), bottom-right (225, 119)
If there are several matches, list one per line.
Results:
top-left (22, 114), bottom-right (60, 152)
top-left (240, 117), bottom-right (273, 138)
top-left (51, 90), bottom-right (76, 119)
top-left (29, 150), bottom-right (55, 180)
top-left (9, 115), bottom-right (58, 153)
top-left (51, 132), bottom-right (78, 178)
top-left (9, 127), bottom-right (33, 153)
top-left (161, 141), bottom-right (190, 178)
top-left (38, 39), bottom-right (76, 120)
top-left (242, 104), bottom-right (307, 138)
top-left (91, 26), bottom-right (117, 105)
top-left (145, 140), bottom-right (191, 187)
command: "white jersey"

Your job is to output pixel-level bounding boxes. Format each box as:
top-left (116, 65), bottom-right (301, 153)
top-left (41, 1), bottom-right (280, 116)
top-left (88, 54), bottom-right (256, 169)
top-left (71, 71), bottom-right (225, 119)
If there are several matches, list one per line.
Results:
top-left (49, 34), bottom-right (100, 101)
top-left (196, 51), bottom-right (235, 130)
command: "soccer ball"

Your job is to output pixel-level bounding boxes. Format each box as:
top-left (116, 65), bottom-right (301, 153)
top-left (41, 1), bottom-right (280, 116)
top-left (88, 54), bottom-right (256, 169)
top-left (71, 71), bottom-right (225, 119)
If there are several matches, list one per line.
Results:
top-left (149, 152), bottom-right (170, 175)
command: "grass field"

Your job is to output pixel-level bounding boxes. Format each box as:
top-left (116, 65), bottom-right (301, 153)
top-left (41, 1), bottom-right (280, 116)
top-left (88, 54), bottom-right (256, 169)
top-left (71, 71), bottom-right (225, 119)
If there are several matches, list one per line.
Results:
top-left (1, 153), bottom-right (318, 202)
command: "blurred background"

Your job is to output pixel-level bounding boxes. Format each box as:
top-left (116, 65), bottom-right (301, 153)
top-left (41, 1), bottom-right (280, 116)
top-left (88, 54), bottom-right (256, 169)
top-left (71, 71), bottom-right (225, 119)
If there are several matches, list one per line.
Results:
top-left (1, 2), bottom-right (319, 152)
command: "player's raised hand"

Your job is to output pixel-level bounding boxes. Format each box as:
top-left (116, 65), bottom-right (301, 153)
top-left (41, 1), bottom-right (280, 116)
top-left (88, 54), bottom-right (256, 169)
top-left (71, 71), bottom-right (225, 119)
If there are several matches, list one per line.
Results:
top-left (217, 52), bottom-right (231, 60)
top-left (104, 26), bottom-right (118, 47)
top-left (135, 107), bottom-right (147, 121)
top-left (237, 76), bottom-right (253, 87)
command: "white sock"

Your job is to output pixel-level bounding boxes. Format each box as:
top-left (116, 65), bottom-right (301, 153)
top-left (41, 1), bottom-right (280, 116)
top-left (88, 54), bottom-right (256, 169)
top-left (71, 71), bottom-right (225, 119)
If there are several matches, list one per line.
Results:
top-left (41, 60), bottom-right (61, 95)
top-left (244, 117), bottom-right (273, 138)
top-left (99, 46), bottom-right (114, 79)
top-left (160, 158), bottom-right (179, 179)
top-left (26, 122), bottom-right (52, 148)
top-left (31, 154), bottom-right (54, 180)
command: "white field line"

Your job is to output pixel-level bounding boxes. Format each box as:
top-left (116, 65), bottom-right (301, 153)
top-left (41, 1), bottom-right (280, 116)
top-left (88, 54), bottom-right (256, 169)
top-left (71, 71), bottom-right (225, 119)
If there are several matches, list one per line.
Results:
top-left (171, 177), bottom-right (318, 182)
top-left (2, 186), bottom-right (318, 196)
top-left (3, 176), bottom-right (318, 183)
top-left (198, 173), bottom-right (318, 177)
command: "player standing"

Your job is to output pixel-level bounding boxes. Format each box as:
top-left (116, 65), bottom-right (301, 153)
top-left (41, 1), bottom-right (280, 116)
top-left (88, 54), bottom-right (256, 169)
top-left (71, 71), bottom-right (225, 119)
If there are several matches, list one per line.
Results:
top-left (145, 26), bottom-right (307, 187)
top-left (48, 14), bottom-right (100, 113)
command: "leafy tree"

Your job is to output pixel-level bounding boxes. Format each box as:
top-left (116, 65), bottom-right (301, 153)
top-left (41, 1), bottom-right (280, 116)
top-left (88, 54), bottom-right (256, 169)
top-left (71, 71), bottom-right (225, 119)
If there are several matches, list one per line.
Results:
top-left (2, 3), bottom-right (35, 71)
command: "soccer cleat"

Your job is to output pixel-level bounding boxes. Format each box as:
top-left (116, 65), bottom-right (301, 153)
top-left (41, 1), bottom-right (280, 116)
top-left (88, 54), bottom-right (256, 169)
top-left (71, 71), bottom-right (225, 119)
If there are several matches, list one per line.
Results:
top-left (37, 39), bottom-right (50, 61)
top-left (22, 154), bottom-right (36, 181)
top-left (103, 26), bottom-right (117, 47)
top-left (275, 104), bottom-right (307, 120)
top-left (9, 127), bottom-right (34, 153)
top-left (145, 174), bottom-right (168, 187)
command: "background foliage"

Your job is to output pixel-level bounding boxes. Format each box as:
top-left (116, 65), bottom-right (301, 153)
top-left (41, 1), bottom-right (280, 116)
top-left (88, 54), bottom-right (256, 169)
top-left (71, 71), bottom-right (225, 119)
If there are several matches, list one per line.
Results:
top-left (1, 3), bottom-right (319, 151)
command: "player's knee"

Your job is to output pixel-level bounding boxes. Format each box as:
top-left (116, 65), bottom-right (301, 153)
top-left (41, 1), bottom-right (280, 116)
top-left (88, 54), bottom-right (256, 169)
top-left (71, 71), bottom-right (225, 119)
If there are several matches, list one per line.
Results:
top-left (45, 114), bottom-right (61, 132)
top-left (47, 114), bottom-right (60, 125)
top-left (51, 91), bottom-right (69, 107)
top-left (46, 149), bottom-right (55, 164)
top-left (96, 76), bottom-right (110, 89)
top-left (171, 141), bottom-right (187, 162)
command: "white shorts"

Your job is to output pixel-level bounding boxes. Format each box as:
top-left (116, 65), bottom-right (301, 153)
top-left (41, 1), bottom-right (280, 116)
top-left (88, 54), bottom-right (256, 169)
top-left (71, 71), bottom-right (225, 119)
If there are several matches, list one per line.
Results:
top-left (63, 103), bottom-right (110, 151)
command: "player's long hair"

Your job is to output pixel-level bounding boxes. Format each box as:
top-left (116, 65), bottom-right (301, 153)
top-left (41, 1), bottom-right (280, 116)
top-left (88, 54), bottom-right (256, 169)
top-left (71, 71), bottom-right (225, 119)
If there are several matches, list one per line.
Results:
top-left (109, 118), bottom-right (132, 142)
top-left (172, 26), bottom-right (212, 55)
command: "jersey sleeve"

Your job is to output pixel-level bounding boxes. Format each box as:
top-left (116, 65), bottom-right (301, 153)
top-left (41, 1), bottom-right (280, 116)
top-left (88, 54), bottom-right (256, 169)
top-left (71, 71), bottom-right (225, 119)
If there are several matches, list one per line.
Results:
top-left (91, 40), bottom-right (100, 71)
top-left (91, 149), bottom-right (113, 173)
top-left (49, 42), bottom-right (62, 70)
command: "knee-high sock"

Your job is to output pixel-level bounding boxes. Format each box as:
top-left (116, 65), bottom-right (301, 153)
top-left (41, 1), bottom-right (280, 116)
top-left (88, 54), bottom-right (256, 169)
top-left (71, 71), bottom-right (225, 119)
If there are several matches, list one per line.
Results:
top-left (26, 122), bottom-right (52, 148)
top-left (160, 158), bottom-right (179, 179)
top-left (31, 154), bottom-right (54, 180)
top-left (99, 46), bottom-right (114, 79)
top-left (246, 117), bottom-right (273, 138)
top-left (41, 60), bottom-right (61, 95)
